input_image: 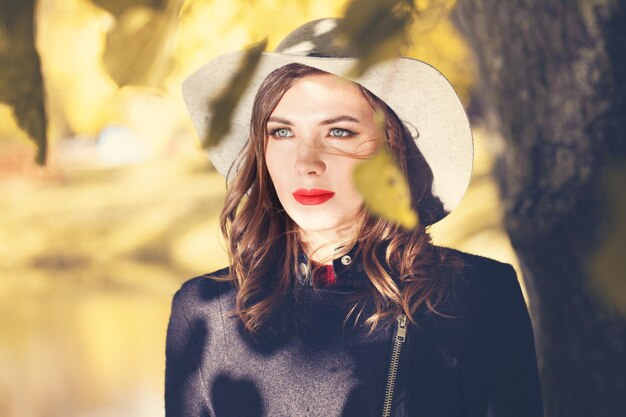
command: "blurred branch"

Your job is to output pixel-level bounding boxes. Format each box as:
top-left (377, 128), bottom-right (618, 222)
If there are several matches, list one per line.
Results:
top-left (0, 0), bottom-right (47, 164)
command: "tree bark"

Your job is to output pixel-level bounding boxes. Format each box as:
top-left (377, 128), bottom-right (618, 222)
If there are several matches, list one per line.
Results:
top-left (453, 1), bottom-right (626, 416)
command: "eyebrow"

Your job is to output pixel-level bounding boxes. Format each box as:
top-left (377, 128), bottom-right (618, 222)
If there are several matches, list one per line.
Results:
top-left (267, 117), bottom-right (293, 125)
top-left (267, 115), bottom-right (361, 125)
top-left (320, 115), bottom-right (361, 125)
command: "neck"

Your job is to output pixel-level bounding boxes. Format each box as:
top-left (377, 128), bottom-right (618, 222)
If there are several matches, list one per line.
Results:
top-left (299, 226), bottom-right (355, 265)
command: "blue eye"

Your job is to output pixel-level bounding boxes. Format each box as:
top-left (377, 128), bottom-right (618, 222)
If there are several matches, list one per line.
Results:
top-left (329, 128), bottom-right (354, 138)
top-left (269, 127), bottom-right (294, 138)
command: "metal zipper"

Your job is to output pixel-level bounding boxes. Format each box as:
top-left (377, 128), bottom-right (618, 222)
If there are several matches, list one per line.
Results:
top-left (381, 313), bottom-right (407, 417)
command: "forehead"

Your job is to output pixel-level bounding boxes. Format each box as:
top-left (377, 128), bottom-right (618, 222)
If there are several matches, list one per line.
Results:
top-left (271, 73), bottom-right (374, 116)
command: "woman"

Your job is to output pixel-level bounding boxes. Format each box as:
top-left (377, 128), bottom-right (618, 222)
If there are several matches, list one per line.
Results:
top-left (166, 19), bottom-right (544, 417)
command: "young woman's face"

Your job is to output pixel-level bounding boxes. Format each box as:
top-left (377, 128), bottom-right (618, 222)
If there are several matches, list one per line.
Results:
top-left (265, 73), bottom-right (380, 234)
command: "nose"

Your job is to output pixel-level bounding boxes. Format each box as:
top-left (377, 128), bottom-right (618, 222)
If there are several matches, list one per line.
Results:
top-left (295, 141), bottom-right (326, 176)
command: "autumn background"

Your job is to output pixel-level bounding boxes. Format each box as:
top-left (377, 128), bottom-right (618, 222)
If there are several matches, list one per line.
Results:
top-left (1, 0), bottom-right (625, 416)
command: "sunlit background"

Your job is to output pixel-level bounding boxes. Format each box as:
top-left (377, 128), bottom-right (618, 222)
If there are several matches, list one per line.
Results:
top-left (0, 1), bottom-right (523, 416)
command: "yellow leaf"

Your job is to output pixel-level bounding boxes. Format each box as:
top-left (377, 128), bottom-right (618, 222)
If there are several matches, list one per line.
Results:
top-left (205, 38), bottom-right (267, 148)
top-left (100, 0), bottom-right (183, 88)
top-left (353, 148), bottom-right (419, 229)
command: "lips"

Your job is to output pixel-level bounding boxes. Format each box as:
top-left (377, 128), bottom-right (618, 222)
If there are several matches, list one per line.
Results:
top-left (292, 188), bottom-right (335, 205)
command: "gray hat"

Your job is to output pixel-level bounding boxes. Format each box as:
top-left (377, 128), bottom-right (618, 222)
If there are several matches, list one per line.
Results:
top-left (182, 18), bottom-right (473, 218)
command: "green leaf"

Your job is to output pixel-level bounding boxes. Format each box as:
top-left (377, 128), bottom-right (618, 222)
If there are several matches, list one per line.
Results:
top-left (353, 148), bottom-right (419, 229)
top-left (0, 0), bottom-right (47, 164)
top-left (205, 38), bottom-right (267, 148)
top-left (96, 0), bottom-right (183, 88)
top-left (338, 0), bottom-right (416, 76)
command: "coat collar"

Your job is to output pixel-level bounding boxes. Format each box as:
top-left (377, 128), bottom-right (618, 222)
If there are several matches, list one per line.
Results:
top-left (295, 244), bottom-right (368, 293)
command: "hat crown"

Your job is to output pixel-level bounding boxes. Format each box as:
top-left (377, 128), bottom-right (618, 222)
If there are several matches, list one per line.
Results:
top-left (274, 18), bottom-right (356, 58)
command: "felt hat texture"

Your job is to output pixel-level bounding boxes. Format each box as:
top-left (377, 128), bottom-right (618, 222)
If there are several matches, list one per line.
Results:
top-left (182, 18), bottom-right (473, 218)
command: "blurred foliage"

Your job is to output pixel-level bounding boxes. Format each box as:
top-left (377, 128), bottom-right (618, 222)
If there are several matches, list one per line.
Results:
top-left (0, 0), bottom-right (471, 165)
top-left (96, 0), bottom-right (183, 87)
top-left (91, 0), bottom-right (167, 17)
top-left (338, 0), bottom-right (416, 77)
top-left (354, 148), bottom-right (419, 229)
top-left (205, 38), bottom-right (266, 148)
top-left (0, 0), bottom-right (47, 164)
top-left (36, 0), bottom-right (120, 138)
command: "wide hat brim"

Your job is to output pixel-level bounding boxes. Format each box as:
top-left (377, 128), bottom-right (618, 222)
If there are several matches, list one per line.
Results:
top-left (182, 50), bottom-right (473, 222)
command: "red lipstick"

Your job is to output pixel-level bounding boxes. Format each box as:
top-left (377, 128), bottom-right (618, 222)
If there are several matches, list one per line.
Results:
top-left (292, 188), bottom-right (335, 205)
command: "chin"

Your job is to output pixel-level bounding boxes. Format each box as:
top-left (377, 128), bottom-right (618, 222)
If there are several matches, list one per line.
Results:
top-left (288, 209), bottom-right (357, 234)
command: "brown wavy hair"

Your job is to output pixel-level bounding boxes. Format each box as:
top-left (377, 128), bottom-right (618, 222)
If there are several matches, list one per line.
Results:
top-left (218, 63), bottom-right (463, 334)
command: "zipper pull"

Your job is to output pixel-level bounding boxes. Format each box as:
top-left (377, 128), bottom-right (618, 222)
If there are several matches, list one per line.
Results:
top-left (396, 313), bottom-right (407, 342)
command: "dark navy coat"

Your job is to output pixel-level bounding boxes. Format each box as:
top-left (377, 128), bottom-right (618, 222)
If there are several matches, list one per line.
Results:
top-left (164, 246), bottom-right (544, 416)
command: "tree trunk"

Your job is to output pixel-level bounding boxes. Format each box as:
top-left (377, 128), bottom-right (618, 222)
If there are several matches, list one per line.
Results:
top-left (453, 1), bottom-right (626, 416)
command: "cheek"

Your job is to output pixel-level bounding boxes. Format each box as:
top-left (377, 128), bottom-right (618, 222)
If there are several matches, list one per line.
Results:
top-left (265, 147), bottom-right (289, 193)
top-left (329, 158), bottom-right (362, 195)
